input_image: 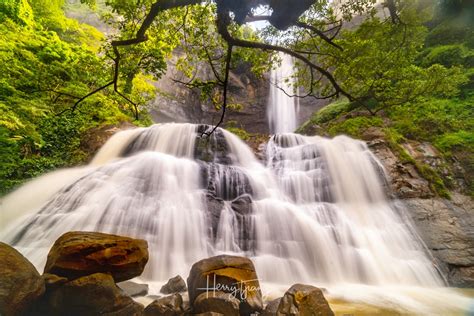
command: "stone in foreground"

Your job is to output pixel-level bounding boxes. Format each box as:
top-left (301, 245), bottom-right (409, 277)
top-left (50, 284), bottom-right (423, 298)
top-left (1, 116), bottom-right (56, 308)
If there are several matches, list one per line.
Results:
top-left (144, 293), bottom-right (186, 316)
top-left (47, 273), bottom-right (144, 315)
top-left (187, 255), bottom-right (263, 315)
top-left (44, 231), bottom-right (148, 282)
top-left (277, 284), bottom-right (334, 316)
top-left (0, 242), bottom-right (45, 316)
top-left (160, 275), bottom-right (187, 294)
top-left (118, 281), bottom-right (149, 297)
top-left (262, 298), bottom-right (281, 316)
top-left (193, 291), bottom-right (240, 316)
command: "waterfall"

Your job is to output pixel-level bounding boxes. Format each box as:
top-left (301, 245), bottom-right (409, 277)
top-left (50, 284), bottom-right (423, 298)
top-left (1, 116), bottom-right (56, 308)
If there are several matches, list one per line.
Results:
top-left (267, 52), bottom-right (299, 133)
top-left (0, 123), bottom-right (471, 314)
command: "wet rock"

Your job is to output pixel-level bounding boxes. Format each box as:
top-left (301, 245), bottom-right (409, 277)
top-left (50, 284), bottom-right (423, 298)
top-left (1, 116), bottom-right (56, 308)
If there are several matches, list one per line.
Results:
top-left (195, 125), bottom-right (232, 165)
top-left (366, 138), bottom-right (433, 199)
top-left (144, 293), bottom-right (186, 316)
top-left (80, 122), bottom-right (136, 159)
top-left (0, 242), bottom-right (45, 316)
top-left (205, 193), bottom-right (225, 239)
top-left (262, 298), bottom-right (281, 316)
top-left (207, 164), bottom-right (254, 200)
top-left (44, 231), bottom-right (148, 282)
top-left (231, 194), bottom-right (253, 216)
top-left (404, 196), bottom-right (474, 287)
top-left (161, 275), bottom-right (187, 294)
top-left (194, 312), bottom-right (224, 316)
top-left (193, 291), bottom-right (240, 316)
top-left (448, 266), bottom-right (474, 287)
top-left (231, 194), bottom-right (255, 251)
top-left (187, 255), bottom-right (263, 315)
top-left (277, 284), bottom-right (334, 316)
top-left (360, 126), bottom-right (474, 286)
top-left (118, 281), bottom-right (149, 297)
top-left (47, 273), bottom-right (144, 316)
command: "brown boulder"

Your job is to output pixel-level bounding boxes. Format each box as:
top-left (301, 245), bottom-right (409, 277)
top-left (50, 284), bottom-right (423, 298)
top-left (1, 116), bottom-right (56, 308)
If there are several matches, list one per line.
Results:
top-left (160, 275), bottom-right (187, 294)
top-left (187, 255), bottom-right (263, 315)
top-left (262, 298), bottom-right (281, 316)
top-left (46, 273), bottom-right (143, 316)
top-left (0, 242), bottom-right (45, 316)
top-left (118, 281), bottom-right (149, 297)
top-left (144, 293), bottom-right (186, 316)
top-left (44, 231), bottom-right (148, 282)
top-left (277, 284), bottom-right (334, 316)
top-left (193, 291), bottom-right (240, 316)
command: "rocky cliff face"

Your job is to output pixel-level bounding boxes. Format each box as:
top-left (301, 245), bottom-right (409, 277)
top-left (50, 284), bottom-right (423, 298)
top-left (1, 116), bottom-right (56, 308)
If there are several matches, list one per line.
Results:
top-left (362, 127), bottom-right (474, 287)
top-left (150, 59), bottom-right (326, 134)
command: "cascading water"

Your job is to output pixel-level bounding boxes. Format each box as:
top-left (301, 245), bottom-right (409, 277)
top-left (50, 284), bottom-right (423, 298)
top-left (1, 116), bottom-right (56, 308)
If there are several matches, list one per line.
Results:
top-left (267, 52), bottom-right (300, 133)
top-left (0, 123), bottom-right (472, 314)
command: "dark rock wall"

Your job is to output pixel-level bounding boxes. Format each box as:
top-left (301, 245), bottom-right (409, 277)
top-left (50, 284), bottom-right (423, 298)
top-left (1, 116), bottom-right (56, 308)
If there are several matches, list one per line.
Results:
top-left (364, 128), bottom-right (474, 287)
top-left (150, 56), bottom-right (327, 134)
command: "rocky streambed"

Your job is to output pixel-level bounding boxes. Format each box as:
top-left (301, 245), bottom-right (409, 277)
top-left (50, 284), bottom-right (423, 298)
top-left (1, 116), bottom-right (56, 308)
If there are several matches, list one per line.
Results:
top-left (0, 231), bottom-right (335, 316)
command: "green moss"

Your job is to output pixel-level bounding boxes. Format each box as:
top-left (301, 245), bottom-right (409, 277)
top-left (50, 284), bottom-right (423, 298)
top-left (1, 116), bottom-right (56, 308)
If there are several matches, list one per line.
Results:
top-left (435, 130), bottom-right (474, 155)
top-left (383, 128), bottom-right (451, 199)
top-left (425, 22), bottom-right (473, 47)
top-left (328, 116), bottom-right (383, 138)
top-left (226, 126), bottom-right (251, 141)
top-left (297, 99), bottom-right (353, 133)
top-left (387, 97), bottom-right (473, 143)
top-left (421, 44), bottom-right (466, 67)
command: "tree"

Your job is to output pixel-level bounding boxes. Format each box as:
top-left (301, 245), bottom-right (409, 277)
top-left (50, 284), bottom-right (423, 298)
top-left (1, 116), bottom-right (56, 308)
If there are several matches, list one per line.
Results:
top-left (71, 0), bottom-right (466, 130)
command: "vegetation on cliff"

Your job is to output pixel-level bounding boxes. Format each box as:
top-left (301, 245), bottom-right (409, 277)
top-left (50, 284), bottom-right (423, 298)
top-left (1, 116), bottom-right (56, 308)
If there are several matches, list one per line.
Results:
top-left (0, 0), bottom-right (153, 194)
top-left (1, 0), bottom-right (472, 197)
top-left (299, 2), bottom-right (474, 197)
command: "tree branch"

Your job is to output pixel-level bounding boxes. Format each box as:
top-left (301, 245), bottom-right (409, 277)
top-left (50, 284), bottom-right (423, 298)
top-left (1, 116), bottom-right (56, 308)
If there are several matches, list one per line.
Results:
top-left (245, 15), bottom-right (343, 50)
top-left (201, 43), bottom-right (233, 138)
top-left (217, 9), bottom-right (352, 102)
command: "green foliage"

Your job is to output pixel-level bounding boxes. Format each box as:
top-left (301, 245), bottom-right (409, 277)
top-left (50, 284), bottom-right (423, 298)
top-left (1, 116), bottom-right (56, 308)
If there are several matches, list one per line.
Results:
top-left (426, 22), bottom-right (474, 47)
top-left (435, 130), bottom-right (474, 154)
top-left (309, 99), bottom-right (353, 125)
top-left (387, 97), bottom-right (473, 143)
top-left (328, 116), bottom-right (383, 138)
top-left (420, 44), bottom-right (472, 67)
top-left (327, 14), bottom-right (466, 111)
top-left (0, 0), bottom-right (34, 26)
top-left (0, 0), bottom-right (152, 195)
top-left (225, 121), bottom-right (251, 141)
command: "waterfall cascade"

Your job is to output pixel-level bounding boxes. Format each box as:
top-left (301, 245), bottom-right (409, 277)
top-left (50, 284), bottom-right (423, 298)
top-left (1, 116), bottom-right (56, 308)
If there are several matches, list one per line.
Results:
top-left (0, 123), bottom-right (471, 314)
top-left (267, 52), bottom-right (299, 133)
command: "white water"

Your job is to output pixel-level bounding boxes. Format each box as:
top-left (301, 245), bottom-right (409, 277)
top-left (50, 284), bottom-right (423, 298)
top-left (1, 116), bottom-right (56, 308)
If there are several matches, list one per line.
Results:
top-left (267, 52), bottom-right (300, 133)
top-left (0, 123), bottom-right (472, 314)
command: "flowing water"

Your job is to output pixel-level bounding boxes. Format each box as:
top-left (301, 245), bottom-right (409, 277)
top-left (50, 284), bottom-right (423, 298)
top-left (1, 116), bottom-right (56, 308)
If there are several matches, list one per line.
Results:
top-left (1, 123), bottom-right (473, 314)
top-left (267, 52), bottom-right (299, 133)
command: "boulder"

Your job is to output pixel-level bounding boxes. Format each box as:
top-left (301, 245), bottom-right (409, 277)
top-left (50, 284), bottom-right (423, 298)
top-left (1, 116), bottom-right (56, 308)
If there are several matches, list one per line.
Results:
top-left (262, 298), bottom-right (281, 316)
top-left (161, 275), bottom-right (187, 294)
top-left (144, 293), bottom-right (186, 316)
top-left (118, 281), bottom-right (149, 297)
top-left (42, 273), bottom-right (68, 291)
top-left (44, 231), bottom-right (148, 282)
top-left (187, 255), bottom-right (263, 315)
top-left (193, 291), bottom-right (240, 316)
top-left (0, 242), bottom-right (45, 316)
top-left (277, 284), bottom-right (334, 316)
top-left (46, 273), bottom-right (144, 316)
